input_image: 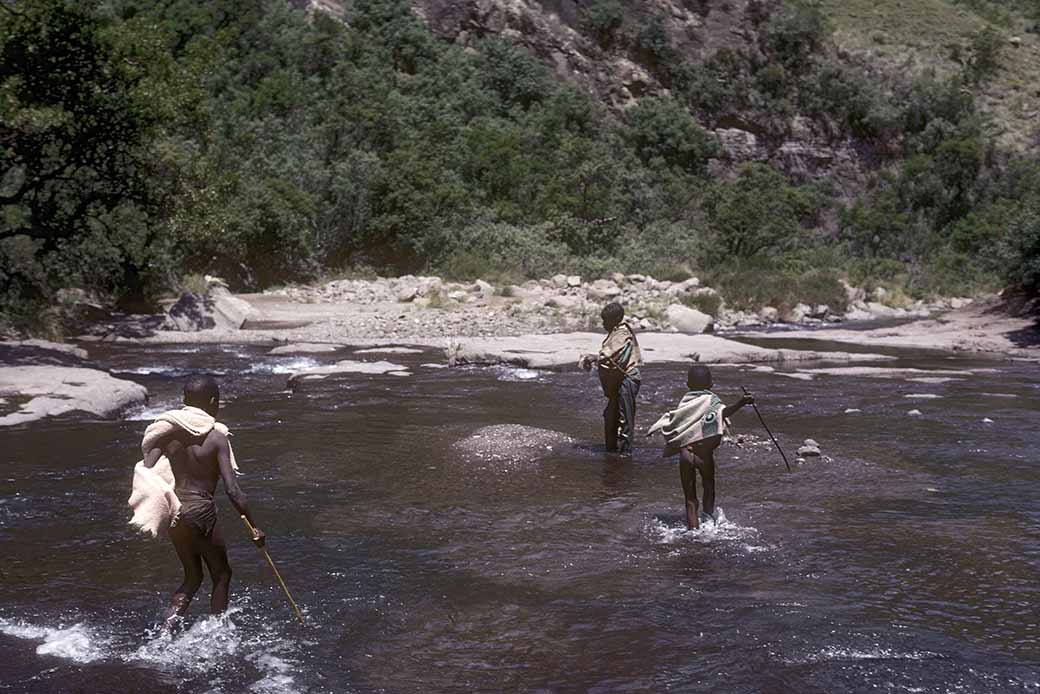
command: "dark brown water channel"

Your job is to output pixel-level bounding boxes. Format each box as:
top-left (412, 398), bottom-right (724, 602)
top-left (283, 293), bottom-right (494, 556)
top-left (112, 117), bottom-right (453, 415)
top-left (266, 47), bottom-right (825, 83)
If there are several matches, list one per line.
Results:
top-left (1, 343), bottom-right (1038, 692)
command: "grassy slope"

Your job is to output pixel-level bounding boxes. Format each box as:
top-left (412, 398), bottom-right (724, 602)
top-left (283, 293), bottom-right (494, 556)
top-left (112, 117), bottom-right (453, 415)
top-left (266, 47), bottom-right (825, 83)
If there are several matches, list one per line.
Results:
top-left (817, 0), bottom-right (1040, 149)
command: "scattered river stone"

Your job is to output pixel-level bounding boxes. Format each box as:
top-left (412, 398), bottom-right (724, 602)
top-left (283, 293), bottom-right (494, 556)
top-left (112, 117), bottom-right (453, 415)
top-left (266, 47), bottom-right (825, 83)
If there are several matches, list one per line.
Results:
top-left (797, 439), bottom-right (822, 457)
top-left (453, 424), bottom-right (575, 465)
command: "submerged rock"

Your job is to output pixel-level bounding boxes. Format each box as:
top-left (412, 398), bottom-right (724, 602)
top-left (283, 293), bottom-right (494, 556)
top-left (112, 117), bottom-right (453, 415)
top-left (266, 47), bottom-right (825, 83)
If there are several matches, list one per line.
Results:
top-left (453, 424), bottom-right (574, 464)
top-left (797, 439), bottom-right (822, 457)
top-left (287, 359), bottom-right (410, 385)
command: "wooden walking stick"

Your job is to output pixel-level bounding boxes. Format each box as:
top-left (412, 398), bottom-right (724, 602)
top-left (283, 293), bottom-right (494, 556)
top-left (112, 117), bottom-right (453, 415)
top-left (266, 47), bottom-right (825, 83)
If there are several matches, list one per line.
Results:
top-left (742, 386), bottom-right (792, 472)
top-left (240, 515), bottom-right (306, 625)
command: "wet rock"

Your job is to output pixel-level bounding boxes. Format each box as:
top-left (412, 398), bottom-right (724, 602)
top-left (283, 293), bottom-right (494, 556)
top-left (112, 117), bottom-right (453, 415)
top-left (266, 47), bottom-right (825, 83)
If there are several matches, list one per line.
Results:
top-left (843, 408), bottom-right (862, 414)
top-left (908, 409), bottom-right (923, 416)
top-left (0, 366), bottom-right (148, 426)
top-left (797, 439), bottom-right (821, 457)
top-left (665, 304), bottom-right (713, 334)
top-left (982, 417), bottom-right (994, 423)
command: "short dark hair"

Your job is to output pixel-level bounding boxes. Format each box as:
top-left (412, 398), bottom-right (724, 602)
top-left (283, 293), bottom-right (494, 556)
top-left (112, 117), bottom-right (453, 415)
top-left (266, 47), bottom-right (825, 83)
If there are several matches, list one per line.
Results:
top-left (687, 364), bottom-right (713, 390)
top-left (601, 302), bottom-right (624, 327)
top-left (184, 375), bottom-right (219, 407)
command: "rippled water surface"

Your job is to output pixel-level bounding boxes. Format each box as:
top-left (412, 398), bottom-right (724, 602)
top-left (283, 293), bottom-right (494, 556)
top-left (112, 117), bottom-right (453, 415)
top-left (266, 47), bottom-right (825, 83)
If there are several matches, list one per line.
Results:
top-left (1, 343), bottom-right (1038, 693)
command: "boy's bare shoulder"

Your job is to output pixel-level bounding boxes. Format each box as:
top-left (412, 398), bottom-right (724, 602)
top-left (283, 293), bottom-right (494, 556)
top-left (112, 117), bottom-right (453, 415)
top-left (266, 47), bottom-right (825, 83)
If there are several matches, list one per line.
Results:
top-left (204, 428), bottom-right (230, 450)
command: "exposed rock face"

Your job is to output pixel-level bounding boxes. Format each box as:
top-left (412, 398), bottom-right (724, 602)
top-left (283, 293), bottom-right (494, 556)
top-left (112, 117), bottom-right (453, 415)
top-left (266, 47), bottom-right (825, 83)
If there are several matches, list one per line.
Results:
top-left (453, 424), bottom-right (575, 464)
top-left (0, 365), bottom-right (148, 426)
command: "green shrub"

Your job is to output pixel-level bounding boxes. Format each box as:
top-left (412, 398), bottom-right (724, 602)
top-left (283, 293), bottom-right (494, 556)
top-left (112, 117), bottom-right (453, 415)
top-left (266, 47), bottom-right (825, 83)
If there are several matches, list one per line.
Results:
top-left (706, 258), bottom-right (848, 314)
top-left (622, 97), bottom-right (721, 175)
top-left (681, 292), bottom-right (722, 316)
top-left (582, 0), bottom-right (625, 48)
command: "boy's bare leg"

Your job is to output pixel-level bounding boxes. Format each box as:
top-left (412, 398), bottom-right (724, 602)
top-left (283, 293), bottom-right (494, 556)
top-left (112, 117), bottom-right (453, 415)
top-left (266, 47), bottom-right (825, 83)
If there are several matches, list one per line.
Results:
top-left (165, 523), bottom-right (204, 629)
top-left (697, 454), bottom-right (716, 519)
top-left (679, 449), bottom-right (700, 529)
top-left (200, 523), bottom-right (233, 614)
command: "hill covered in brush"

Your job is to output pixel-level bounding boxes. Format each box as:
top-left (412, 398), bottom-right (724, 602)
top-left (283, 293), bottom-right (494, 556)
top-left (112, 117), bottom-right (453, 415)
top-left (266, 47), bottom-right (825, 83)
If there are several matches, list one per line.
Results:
top-left (2, 0), bottom-right (1039, 334)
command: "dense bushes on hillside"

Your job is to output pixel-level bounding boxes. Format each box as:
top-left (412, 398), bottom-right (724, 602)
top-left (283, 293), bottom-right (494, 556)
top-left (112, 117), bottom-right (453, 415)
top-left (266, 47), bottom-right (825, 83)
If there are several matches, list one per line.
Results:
top-left (1, 0), bottom-right (1039, 335)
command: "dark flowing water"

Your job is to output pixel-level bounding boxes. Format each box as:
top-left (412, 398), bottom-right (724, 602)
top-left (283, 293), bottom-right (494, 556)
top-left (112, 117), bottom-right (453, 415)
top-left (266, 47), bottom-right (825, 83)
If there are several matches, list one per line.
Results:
top-left (1, 342), bottom-right (1038, 693)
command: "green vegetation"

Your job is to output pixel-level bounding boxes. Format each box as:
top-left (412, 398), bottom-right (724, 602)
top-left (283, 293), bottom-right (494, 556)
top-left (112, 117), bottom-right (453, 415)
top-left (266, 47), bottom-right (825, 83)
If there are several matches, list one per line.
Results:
top-left (1, 0), bottom-right (1039, 335)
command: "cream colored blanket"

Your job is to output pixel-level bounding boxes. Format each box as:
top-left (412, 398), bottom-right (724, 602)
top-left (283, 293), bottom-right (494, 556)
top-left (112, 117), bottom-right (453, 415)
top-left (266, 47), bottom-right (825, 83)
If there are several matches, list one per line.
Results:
top-left (127, 406), bottom-right (239, 537)
top-left (646, 390), bottom-right (728, 457)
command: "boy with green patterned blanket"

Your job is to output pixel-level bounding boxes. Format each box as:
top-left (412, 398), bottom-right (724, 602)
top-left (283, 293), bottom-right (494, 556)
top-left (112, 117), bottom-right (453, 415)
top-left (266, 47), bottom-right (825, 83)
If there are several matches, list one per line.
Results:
top-left (648, 364), bottom-right (754, 529)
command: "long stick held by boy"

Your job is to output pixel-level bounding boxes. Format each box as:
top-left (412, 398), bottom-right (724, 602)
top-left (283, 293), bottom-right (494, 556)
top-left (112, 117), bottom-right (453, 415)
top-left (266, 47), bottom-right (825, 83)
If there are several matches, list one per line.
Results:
top-left (647, 364), bottom-right (754, 530)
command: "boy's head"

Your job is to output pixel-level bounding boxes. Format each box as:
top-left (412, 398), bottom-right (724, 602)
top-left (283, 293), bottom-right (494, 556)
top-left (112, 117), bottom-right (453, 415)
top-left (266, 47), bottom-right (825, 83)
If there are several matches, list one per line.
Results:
top-left (601, 302), bottom-right (624, 331)
top-left (687, 364), bottom-right (713, 390)
top-left (184, 375), bottom-right (220, 416)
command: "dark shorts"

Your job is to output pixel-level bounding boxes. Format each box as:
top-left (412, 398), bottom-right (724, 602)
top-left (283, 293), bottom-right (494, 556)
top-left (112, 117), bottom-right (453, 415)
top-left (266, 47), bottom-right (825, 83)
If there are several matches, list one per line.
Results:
top-left (173, 489), bottom-right (217, 537)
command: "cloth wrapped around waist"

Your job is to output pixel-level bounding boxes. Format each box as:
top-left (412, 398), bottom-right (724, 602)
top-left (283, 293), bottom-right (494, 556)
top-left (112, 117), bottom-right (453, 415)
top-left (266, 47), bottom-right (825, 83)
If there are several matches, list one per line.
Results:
top-left (173, 488), bottom-right (218, 537)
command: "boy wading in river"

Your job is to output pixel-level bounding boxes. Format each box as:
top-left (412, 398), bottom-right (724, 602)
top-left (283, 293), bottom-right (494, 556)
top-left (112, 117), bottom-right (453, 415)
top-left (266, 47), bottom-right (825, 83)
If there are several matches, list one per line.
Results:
top-left (135, 376), bottom-right (265, 629)
top-left (648, 365), bottom-right (754, 529)
top-left (579, 302), bottom-right (642, 456)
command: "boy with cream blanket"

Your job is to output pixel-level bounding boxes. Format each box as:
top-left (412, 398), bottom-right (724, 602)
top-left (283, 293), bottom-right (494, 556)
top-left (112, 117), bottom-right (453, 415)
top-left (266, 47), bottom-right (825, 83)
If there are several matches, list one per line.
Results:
top-left (648, 364), bottom-right (753, 529)
top-left (129, 376), bottom-right (265, 629)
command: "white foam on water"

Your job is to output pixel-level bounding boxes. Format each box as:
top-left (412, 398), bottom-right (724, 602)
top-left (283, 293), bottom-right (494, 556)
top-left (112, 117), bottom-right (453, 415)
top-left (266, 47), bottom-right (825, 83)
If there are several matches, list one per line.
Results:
top-left (0, 617), bottom-right (111, 663)
top-left (493, 366), bottom-right (544, 381)
top-left (1, 607), bottom-right (305, 692)
top-left (113, 366), bottom-right (199, 377)
top-left (125, 399), bottom-right (182, 421)
top-left (790, 645), bottom-right (938, 664)
top-left (247, 357), bottom-right (321, 375)
top-left (647, 508), bottom-right (766, 551)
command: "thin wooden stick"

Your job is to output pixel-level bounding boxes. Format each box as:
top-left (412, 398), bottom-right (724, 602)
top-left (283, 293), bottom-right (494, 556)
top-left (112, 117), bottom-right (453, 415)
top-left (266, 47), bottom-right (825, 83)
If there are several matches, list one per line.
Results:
top-left (742, 386), bottom-right (792, 472)
top-left (240, 515), bottom-right (306, 625)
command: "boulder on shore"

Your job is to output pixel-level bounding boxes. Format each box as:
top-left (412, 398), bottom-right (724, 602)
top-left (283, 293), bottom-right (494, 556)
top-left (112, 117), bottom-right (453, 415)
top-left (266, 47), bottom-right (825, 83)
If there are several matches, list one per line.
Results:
top-left (665, 304), bottom-right (714, 334)
top-left (0, 365), bottom-right (148, 426)
top-left (165, 283), bottom-right (256, 331)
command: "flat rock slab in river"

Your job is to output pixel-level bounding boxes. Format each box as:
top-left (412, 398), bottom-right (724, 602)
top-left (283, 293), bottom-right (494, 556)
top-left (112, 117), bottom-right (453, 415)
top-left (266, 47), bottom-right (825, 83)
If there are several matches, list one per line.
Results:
top-left (268, 342), bottom-right (345, 355)
top-left (287, 359), bottom-right (410, 384)
top-left (0, 366), bottom-right (148, 426)
top-left (797, 366), bottom-right (974, 379)
top-left (448, 333), bottom-right (893, 368)
top-left (454, 424), bottom-right (575, 464)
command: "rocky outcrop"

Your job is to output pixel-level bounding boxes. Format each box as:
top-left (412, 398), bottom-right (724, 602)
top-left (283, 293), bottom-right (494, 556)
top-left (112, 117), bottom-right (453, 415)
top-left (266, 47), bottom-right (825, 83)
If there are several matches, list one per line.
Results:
top-left (0, 365), bottom-right (148, 426)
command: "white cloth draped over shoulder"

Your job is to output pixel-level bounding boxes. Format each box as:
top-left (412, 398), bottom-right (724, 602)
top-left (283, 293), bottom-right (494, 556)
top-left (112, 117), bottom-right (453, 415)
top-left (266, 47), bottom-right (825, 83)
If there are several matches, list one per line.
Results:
top-left (127, 406), bottom-right (239, 537)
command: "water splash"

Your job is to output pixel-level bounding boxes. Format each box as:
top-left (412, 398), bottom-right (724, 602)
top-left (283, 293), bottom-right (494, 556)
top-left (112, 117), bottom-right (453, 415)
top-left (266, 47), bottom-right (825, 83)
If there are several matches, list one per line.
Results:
top-left (647, 508), bottom-right (765, 549)
top-left (0, 617), bottom-right (110, 663)
top-left (246, 357), bottom-right (320, 375)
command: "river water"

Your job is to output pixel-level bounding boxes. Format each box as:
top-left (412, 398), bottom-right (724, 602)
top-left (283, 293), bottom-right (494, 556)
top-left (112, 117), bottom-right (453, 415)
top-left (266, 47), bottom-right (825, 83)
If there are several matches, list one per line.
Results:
top-left (0, 341), bottom-right (1037, 693)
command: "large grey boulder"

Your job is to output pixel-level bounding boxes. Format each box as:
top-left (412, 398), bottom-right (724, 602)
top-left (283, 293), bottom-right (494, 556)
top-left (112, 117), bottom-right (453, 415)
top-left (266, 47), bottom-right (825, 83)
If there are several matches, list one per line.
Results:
top-left (165, 283), bottom-right (256, 331)
top-left (0, 366), bottom-right (147, 426)
top-left (665, 304), bottom-right (714, 334)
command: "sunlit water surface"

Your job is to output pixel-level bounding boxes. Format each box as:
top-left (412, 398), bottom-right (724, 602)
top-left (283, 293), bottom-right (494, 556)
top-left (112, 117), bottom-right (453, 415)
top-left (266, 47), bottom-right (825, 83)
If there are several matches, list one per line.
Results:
top-left (1, 342), bottom-right (1038, 693)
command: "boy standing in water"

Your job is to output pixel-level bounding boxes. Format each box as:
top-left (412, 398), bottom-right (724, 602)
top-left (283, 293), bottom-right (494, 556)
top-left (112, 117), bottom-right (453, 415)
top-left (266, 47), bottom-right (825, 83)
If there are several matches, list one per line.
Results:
top-left (140, 376), bottom-right (266, 629)
top-left (579, 302), bottom-right (642, 456)
top-left (647, 365), bottom-right (753, 529)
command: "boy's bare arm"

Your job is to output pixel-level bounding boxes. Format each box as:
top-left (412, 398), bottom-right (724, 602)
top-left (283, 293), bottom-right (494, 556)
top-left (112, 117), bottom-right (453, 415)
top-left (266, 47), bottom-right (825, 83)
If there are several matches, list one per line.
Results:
top-left (213, 431), bottom-right (265, 546)
top-left (722, 393), bottom-right (754, 420)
